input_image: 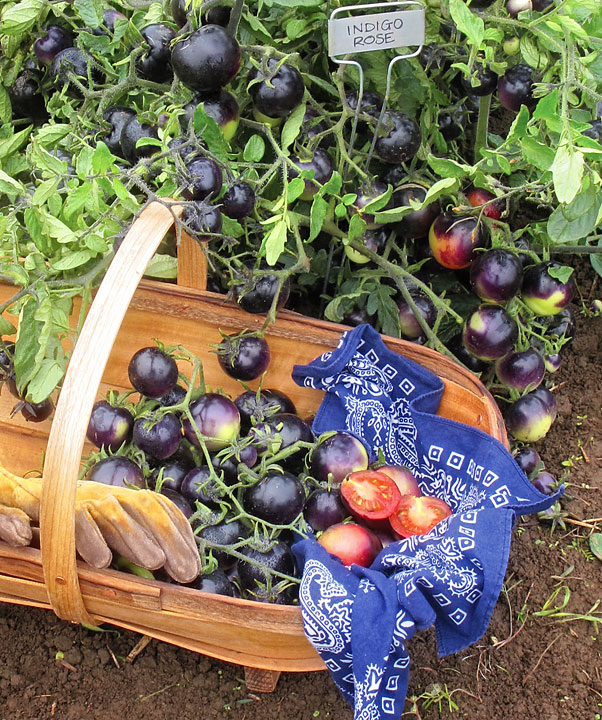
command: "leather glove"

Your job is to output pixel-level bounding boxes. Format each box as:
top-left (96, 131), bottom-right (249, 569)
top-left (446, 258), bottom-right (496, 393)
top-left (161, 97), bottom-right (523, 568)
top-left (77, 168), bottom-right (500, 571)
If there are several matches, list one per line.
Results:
top-left (0, 466), bottom-right (201, 584)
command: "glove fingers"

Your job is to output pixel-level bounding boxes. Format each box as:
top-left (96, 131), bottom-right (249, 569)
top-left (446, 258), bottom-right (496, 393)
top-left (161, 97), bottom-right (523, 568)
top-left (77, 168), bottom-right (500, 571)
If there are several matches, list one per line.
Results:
top-left (118, 491), bottom-right (201, 584)
top-left (0, 506), bottom-right (32, 547)
top-left (74, 505), bottom-right (113, 569)
top-left (0, 469), bottom-right (41, 521)
top-left (88, 495), bottom-right (166, 571)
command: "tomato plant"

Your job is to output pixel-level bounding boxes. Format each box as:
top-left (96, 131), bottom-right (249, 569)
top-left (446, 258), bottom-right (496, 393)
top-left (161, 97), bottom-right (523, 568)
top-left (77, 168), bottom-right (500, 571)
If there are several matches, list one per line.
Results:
top-left (0, 0), bottom-right (599, 447)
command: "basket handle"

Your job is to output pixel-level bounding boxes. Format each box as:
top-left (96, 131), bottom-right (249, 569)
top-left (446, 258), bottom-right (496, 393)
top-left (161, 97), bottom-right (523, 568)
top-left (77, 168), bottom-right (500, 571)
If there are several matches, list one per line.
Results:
top-left (40, 201), bottom-right (183, 625)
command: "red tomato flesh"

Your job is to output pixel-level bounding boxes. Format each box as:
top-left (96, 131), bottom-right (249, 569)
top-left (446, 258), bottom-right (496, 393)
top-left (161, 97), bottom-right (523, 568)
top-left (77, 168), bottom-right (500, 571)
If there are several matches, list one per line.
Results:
top-left (340, 470), bottom-right (402, 521)
top-left (389, 495), bottom-right (452, 538)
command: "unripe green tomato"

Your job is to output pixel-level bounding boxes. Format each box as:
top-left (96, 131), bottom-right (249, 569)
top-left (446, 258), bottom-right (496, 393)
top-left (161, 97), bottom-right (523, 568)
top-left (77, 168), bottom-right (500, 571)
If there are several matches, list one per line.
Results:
top-left (344, 245), bottom-right (371, 264)
top-left (252, 106), bottom-right (282, 128)
top-left (504, 37), bottom-right (521, 56)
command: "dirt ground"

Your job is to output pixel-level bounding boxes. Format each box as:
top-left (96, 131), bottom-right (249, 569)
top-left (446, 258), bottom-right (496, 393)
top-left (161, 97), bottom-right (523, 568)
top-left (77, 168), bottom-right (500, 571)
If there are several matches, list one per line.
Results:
top-left (0, 266), bottom-right (600, 720)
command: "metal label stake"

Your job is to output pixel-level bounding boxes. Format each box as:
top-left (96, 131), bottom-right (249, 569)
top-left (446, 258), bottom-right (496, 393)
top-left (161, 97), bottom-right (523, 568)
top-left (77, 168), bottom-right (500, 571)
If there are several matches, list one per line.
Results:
top-left (328, 1), bottom-right (425, 173)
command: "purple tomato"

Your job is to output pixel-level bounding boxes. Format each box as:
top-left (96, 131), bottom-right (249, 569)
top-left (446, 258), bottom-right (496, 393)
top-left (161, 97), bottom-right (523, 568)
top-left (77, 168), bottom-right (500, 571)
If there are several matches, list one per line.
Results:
top-left (470, 249), bottom-right (523, 303)
top-left (151, 460), bottom-right (191, 492)
top-left (531, 471), bottom-right (556, 495)
top-left (87, 400), bottom-right (133, 451)
top-left (237, 542), bottom-right (296, 593)
top-left (128, 346), bottom-right (178, 398)
top-left (88, 456), bottom-right (145, 488)
top-left (375, 111), bottom-right (421, 164)
top-left (429, 213), bottom-right (489, 269)
top-left (397, 292), bottom-right (436, 340)
top-left (180, 466), bottom-right (224, 506)
top-left (495, 348), bottom-right (545, 391)
top-left (310, 432), bottom-right (369, 485)
top-left (521, 262), bottom-right (575, 316)
top-left (504, 389), bottom-right (557, 442)
top-left (195, 518), bottom-right (246, 569)
top-left (243, 469), bottom-right (306, 525)
top-left (462, 305), bottom-right (518, 361)
top-left (304, 489), bottom-right (348, 531)
top-left (216, 334), bottom-right (271, 381)
top-left (34, 25), bottom-right (73, 65)
top-left (513, 447), bottom-right (541, 476)
top-left (133, 412), bottom-right (181, 460)
top-left (498, 64), bottom-right (534, 112)
top-left (234, 389), bottom-right (296, 432)
top-left (183, 393), bottom-right (240, 450)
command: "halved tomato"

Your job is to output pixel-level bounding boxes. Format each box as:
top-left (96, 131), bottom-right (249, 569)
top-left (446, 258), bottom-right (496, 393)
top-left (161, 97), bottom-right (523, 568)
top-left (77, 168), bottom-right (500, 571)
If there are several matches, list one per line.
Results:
top-left (389, 495), bottom-right (452, 538)
top-left (340, 470), bottom-right (402, 521)
top-left (376, 465), bottom-right (422, 497)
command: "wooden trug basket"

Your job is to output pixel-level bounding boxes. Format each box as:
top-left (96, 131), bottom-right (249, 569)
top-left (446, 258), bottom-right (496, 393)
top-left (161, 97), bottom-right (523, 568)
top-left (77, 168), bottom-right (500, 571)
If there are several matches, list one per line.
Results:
top-left (0, 202), bottom-right (507, 692)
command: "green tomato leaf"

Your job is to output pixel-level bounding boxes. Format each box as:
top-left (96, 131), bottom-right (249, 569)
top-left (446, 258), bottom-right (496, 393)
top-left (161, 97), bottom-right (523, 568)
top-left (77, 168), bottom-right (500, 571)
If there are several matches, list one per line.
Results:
top-left (334, 203), bottom-right (347, 218)
top-left (348, 213), bottom-right (367, 242)
top-left (533, 88), bottom-right (559, 123)
top-left (319, 170), bottom-right (342, 197)
top-left (264, 220), bottom-right (288, 266)
top-left (243, 134), bottom-right (265, 162)
top-left (309, 195), bottom-right (328, 241)
top-left (0, 86), bottom-right (11, 124)
top-left (0, 169), bottom-right (24, 198)
top-left (42, 212), bottom-right (76, 244)
top-left (221, 215), bottom-right (244, 238)
top-left (144, 253), bottom-right (178, 280)
top-left (193, 105), bottom-right (229, 161)
top-left (32, 178), bottom-right (61, 207)
top-left (287, 176), bottom-right (306, 203)
top-left (26, 358), bottom-right (64, 404)
top-left (73, 0), bottom-right (104, 28)
top-left (546, 264), bottom-right (573, 284)
top-left (423, 177), bottom-right (458, 206)
top-left (361, 185), bottom-right (393, 214)
top-left (92, 141), bottom-right (117, 174)
top-left (427, 154), bottom-right (473, 179)
top-left (0, 125), bottom-right (32, 161)
top-left (0, 316), bottom-right (16, 336)
top-left (14, 298), bottom-right (40, 391)
top-left (268, 0), bottom-right (323, 7)
top-left (35, 124), bottom-right (71, 147)
top-left (63, 183), bottom-right (93, 220)
top-left (521, 137), bottom-right (555, 171)
top-left (448, 0), bottom-right (484, 47)
top-left (0, 0), bottom-right (45, 35)
top-left (520, 34), bottom-right (541, 69)
top-left (281, 102), bottom-right (306, 154)
top-left (552, 145), bottom-right (584, 204)
top-left (505, 105), bottom-right (530, 143)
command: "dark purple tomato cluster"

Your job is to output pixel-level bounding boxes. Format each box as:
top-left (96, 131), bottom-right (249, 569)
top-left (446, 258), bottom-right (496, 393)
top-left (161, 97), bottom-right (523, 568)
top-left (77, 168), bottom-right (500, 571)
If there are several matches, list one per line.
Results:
top-left (82, 335), bottom-right (329, 602)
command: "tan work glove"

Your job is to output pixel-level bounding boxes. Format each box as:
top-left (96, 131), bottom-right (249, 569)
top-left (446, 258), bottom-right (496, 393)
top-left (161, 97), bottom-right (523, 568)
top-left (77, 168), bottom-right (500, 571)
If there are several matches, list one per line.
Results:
top-left (0, 466), bottom-right (201, 584)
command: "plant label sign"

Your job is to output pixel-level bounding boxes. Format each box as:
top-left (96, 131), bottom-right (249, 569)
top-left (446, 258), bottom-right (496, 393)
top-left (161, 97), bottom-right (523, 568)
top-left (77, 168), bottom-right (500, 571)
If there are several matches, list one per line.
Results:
top-left (328, 7), bottom-right (425, 57)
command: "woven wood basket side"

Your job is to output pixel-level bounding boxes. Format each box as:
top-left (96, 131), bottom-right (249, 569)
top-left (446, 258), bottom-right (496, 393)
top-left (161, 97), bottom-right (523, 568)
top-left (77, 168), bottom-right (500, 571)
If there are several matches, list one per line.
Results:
top-left (40, 202), bottom-right (185, 625)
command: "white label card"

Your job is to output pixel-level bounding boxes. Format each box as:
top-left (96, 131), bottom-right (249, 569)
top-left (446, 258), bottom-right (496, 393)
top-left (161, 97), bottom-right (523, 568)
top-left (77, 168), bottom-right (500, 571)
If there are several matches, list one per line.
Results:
top-left (328, 8), bottom-right (425, 57)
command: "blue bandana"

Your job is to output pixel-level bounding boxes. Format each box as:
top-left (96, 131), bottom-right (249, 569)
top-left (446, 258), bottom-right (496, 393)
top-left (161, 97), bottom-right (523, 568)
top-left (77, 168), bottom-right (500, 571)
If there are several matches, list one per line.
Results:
top-left (291, 324), bottom-right (561, 719)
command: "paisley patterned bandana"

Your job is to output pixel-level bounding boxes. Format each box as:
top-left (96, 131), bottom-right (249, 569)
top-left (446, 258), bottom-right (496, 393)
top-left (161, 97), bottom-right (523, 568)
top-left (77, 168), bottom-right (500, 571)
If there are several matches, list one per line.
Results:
top-left (291, 324), bottom-right (561, 720)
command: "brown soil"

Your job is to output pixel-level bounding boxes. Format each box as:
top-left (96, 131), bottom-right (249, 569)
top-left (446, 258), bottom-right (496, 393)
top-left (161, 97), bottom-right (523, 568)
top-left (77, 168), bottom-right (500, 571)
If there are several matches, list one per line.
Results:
top-left (0, 266), bottom-right (600, 720)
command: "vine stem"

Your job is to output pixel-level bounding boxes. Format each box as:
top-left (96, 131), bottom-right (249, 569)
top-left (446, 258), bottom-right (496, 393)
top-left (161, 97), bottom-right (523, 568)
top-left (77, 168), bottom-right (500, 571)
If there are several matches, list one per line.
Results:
top-left (473, 93), bottom-right (492, 163)
top-left (227, 0), bottom-right (245, 35)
